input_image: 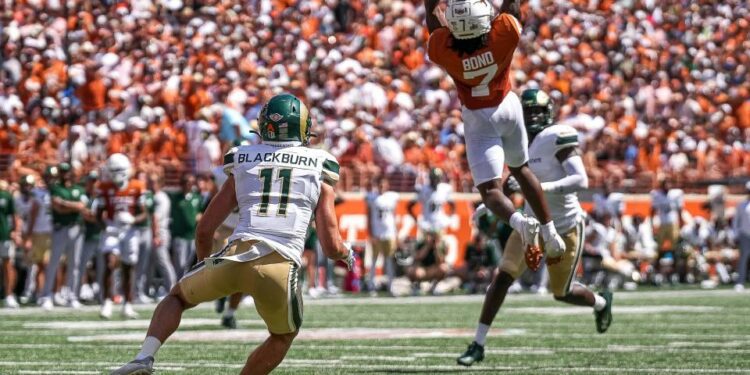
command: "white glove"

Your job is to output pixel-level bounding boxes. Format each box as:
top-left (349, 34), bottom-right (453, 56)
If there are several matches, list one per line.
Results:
top-left (343, 243), bottom-right (355, 271)
top-left (540, 222), bottom-right (565, 259)
top-left (114, 211), bottom-right (136, 226)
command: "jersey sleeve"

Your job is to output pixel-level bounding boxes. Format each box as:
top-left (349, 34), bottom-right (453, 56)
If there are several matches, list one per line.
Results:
top-left (490, 14), bottom-right (521, 65)
top-left (223, 147), bottom-right (238, 176)
top-left (321, 153), bottom-right (340, 186)
top-left (494, 13), bottom-right (522, 38)
top-left (553, 125), bottom-right (580, 153)
top-left (427, 28), bottom-right (450, 64)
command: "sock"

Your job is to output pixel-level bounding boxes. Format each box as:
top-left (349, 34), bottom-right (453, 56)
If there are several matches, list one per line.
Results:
top-left (540, 221), bottom-right (556, 242)
top-left (509, 212), bottom-right (526, 232)
top-left (135, 336), bottom-right (162, 360)
top-left (224, 308), bottom-right (236, 318)
top-left (474, 323), bottom-right (490, 346)
top-left (593, 294), bottom-right (607, 311)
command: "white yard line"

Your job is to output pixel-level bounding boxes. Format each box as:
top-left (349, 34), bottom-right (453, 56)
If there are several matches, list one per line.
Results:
top-left (67, 327), bottom-right (527, 343)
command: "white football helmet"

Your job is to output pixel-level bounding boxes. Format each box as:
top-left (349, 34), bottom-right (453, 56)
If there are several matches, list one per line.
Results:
top-left (444, 0), bottom-right (494, 40)
top-left (106, 153), bottom-right (132, 188)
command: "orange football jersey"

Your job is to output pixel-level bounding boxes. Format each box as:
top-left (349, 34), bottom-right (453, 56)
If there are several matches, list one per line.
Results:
top-left (428, 13), bottom-right (521, 110)
top-left (96, 179), bottom-right (146, 218)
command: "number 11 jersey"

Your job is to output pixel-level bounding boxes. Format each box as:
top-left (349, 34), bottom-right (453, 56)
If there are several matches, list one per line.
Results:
top-left (427, 13), bottom-right (521, 110)
top-left (222, 143), bottom-right (340, 265)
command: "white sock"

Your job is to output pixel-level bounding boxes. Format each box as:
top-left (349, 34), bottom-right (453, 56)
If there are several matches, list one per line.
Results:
top-left (224, 308), bottom-right (236, 318)
top-left (135, 336), bottom-right (162, 360)
top-left (509, 212), bottom-right (526, 232)
top-left (474, 323), bottom-right (490, 346)
top-left (593, 294), bottom-right (607, 311)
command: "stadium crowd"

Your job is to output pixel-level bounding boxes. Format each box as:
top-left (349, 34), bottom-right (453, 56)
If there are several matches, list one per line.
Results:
top-left (1, 0), bottom-right (749, 192)
top-left (1, 0), bottom-right (750, 308)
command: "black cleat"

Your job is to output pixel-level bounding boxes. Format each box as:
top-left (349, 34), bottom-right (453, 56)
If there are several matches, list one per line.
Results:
top-left (457, 341), bottom-right (484, 367)
top-left (221, 315), bottom-right (237, 329)
top-left (595, 291), bottom-right (613, 333)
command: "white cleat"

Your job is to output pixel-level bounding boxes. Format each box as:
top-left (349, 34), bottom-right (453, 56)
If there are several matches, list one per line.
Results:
top-left (122, 303), bottom-right (139, 319)
top-left (4, 295), bottom-right (20, 309)
top-left (39, 297), bottom-right (54, 311)
top-left (53, 292), bottom-right (67, 306)
top-left (110, 356), bottom-right (154, 375)
top-left (100, 299), bottom-right (113, 319)
top-left (68, 299), bottom-right (82, 309)
top-left (734, 284), bottom-right (745, 293)
top-left (518, 216), bottom-right (540, 247)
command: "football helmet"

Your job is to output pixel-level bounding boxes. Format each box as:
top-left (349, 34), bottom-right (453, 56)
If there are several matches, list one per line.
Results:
top-left (258, 93), bottom-right (312, 145)
top-left (521, 89), bottom-right (555, 137)
top-left (106, 153), bottom-right (132, 188)
top-left (444, 0), bottom-right (494, 40)
top-left (429, 167), bottom-right (444, 187)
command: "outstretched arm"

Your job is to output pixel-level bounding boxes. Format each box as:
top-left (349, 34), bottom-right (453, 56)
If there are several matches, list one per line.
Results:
top-left (499, 0), bottom-right (521, 19)
top-left (424, 0), bottom-right (444, 34)
top-left (540, 147), bottom-right (589, 194)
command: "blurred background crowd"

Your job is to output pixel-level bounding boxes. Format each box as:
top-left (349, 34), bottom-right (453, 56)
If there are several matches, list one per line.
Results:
top-left (1, 0), bottom-right (750, 308)
top-left (1, 0), bottom-right (749, 192)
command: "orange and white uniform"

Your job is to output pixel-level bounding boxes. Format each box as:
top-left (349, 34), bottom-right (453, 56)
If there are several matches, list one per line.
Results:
top-left (95, 180), bottom-right (147, 265)
top-left (428, 13), bottom-right (528, 186)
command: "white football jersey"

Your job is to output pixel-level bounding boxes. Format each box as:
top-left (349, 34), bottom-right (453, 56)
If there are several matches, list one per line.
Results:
top-left (651, 188), bottom-right (683, 225)
top-left (525, 124), bottom-right (584, 233)
top-left (366, 191), bottom-right (399, 240)
top-left (222, 142), bottom-right (339, 266)
top-left (14, 188), bottom-right (53, 234)
top-left (417, 182), bottom-right (452, 231)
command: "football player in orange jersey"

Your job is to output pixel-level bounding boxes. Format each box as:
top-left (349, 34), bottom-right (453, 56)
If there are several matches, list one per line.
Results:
top-left (424, 0), bottom-right (567, 363)
top-left (95, 153), bottom-right (150, 319)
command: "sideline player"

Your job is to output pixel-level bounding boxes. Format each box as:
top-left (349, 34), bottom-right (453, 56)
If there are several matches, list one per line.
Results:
top-left (424, 0), bottom-right (565, 261)
top-left (15, 174), bottom-right (53, 304)
top-left (366, 179), bottom-right (400, 296)
top-left (408, 168), bottom-right (455, 235)
top-left (457, 89), bottom-right (614, 366)
top-left (97, 154), bottom-right (150, 319)
top-left (111, 93), bottom-right (354, 375)
top-left (0, 180), bottom-right (21, 308)
top-left (43, 163), bottom-right (87, 309)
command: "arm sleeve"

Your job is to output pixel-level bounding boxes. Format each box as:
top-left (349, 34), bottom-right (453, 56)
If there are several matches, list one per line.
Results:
top-left (541, 155), bottom-right (589, 194)
top-left (223, 147), bottom-right (238, 176)
top-left (321, 154), bottom-right (340, 186)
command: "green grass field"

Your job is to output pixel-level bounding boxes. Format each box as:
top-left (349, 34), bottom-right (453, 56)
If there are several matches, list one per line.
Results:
top-left (0, 289), bottom-right (749, 374)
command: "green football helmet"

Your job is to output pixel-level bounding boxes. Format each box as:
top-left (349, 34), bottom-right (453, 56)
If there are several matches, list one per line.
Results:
top-left (258, 93), bottom-right (312, 144)
top-left (521, 89), bottom-right (555, 137)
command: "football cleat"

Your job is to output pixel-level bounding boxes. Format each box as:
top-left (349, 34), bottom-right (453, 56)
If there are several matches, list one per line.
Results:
top-left (4, 295), bottom-right (19, 309)
top-left (40, 297), bottom-right (54, 311)
top-left (595, 291), bottom-right (613, 333)
top-left (221, 315), bottom-right (238, 329)
top-left (67, 299), bottom-right (82, 309)
top-left (100, 299), bottom-right (113, 319)
top-left (122, 303), bottom-right (139, 319)
top-left (110, 356), bottom-right (154, 375)
top-left (457, 341), bottom-right (485, 367)
top-left (518, 216), bottom-right (540, 248)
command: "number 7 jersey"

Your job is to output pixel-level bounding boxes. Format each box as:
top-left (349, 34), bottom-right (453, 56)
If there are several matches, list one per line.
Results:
top-left (222, 143), bottom-right (340, 266)
top-left (427, 13), bottom-right (521, 110)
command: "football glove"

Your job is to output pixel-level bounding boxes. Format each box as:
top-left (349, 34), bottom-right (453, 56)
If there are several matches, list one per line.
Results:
top-left (543, 232), bottom-right (566, 260)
